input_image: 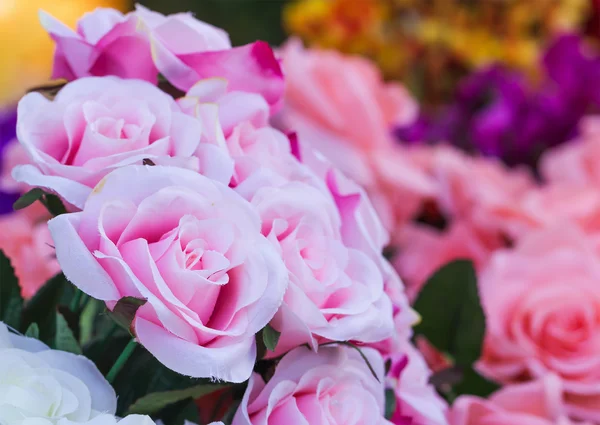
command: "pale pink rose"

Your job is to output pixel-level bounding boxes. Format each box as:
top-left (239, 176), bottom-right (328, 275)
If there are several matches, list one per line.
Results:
top-left (47, 165), bottom-right (288, 382)
top-left (277, 39), bottom-right (433, 234)
top-left (0, 209), bottom-right (60, 298)
top-left (540, 116), bottom-right (600, 187)
top-left (449, 375), bottom-right (575, 425)
top-left (178, 78), bottom-right (270, 138)
top-left (428, 146), bottom-right (535, 238)
top-left (41, 8), bottom-right (157, 83)
top-left (253, 180), bottom-right (393, 354)
top-left (227, 124), bottom-right (323, 201)
top-left (500, 184), bottom-right (600, 241)
top-left (134, 5), bottom-right (284, 110)
top-left (12, 77), bottom-right (204, 210)
top-left (394, 221), bottom-right (497, 300)
top-left (232, 345), bottom-right (392, 425)
top-left (279, 38), bottom-right (417, 151)
top-left (387, 342), bottom-right (449, 425)
top-left (478, 225), bottom-right (600, 423)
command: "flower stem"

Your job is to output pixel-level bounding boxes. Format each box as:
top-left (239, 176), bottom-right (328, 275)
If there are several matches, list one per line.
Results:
top-left (69, 290), bottom-right (83, 312)
top-left (106, 339), bottom-right (137, 384)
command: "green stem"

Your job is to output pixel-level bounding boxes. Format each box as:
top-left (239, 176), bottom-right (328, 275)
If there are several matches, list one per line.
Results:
top-left (70, 290), bottom-right (83, 312)
top-left (106, 339), bottom-right (137, 384)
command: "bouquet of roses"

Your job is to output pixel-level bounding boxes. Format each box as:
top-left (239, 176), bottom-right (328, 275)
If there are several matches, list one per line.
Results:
top-left (0, 5), bottom-right (450, 425)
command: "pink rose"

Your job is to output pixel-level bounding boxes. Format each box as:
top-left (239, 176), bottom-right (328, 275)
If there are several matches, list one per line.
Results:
top-left (500, 184), bottom-right (600, 241)
top-left (429, 146), bottom-right (534, 238)
top-left (178, 78), bottom-right (270, 138)
top-left (277, 40), bottom-right (432, 234)
top-left (12, 76), bottom-right (204, 209)
top-left (394, 222), bottom-right (496, 300)
top-left (41, 8), bottom-right (157, 82)
top-left (232, 345), bottom-right (391, 425)
top-left (387, 342), bottom-right (448, 425)
top-left (134, 5), bottom-right (284, 110)
top-left (253, 180), bottom-right (393, 354)
top-left (47, 165), bottom-right (288, 382)
top-left (540, 116), bottom-right (600, 187)
top-left (479, 225), bottom-right (600, 423)
top-left (0, 209), bottom-right (59, 298)
top-left (449, 376), bottom-right (575, 425)
top-left (279, 38), bottom-right (416, 151)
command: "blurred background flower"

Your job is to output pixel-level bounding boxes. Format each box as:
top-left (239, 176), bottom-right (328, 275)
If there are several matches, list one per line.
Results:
top-left (0, 0), bottom-right (128, 105)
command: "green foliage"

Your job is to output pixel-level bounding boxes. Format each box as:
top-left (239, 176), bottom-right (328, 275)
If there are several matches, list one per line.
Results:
top-left (107, 296), bottom-right (147, 335)
top-left (13, 188), bottom-right (67, 216)
top-left (385, 388), bottom-right (396, 420)
top-left (0, 250), bottom-right (22, 329)
top-left (413, 260), bottom-right (485, 366)
top-left (55, 311), bottom-right (82, 354)
top-left (413, 260), bottom-right (496, 400)
top-left (262, 324), bottom-right (281, 352)
top-left (128, 384), bottom-right (229, 415)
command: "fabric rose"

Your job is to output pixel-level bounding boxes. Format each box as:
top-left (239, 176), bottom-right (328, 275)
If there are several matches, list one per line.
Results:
top-left (478, 225), bottom-right (600, 423)
top-left (134, 5), bottom-right (284, 110)
top-left (449, 375), bottom-right (576, 425)
top-left (0, 208), bottom-right (60, 298)
top-left (12, 76), bottom-right (203, 210)
top-left (48, 165), bottom-right (287, 382)
top-left (253, 180), bottom-right (393, 354)
top-left (41, 8), bottom-right (157, 83)
top-left (277, 39), bottom-right (431, 234)
top-left (232, 345), bottom-right (391, 425)
top-left (427, 146), bottom-right (534, 239)
top-left (27, 415), bottom-right (157, 425)
top-left (0, 321), bottom-right (116, 425)
top-left (499, 183), bottom-right (600, 242)
top-left (386, 342), bottom-right (448, 425)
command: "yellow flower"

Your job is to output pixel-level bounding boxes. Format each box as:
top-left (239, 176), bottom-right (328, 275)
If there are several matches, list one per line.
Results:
top-left (0, 0), bottom-right (129, 105)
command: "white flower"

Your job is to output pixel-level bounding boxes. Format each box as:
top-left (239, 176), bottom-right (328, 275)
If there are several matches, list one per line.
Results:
top-left (0, 322), bottom-right (117, 425)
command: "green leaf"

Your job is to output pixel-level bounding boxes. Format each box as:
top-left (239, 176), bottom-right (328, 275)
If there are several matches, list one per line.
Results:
top-left (157, 399), bottom-right (199, 425)
top-left (107, 297), bottom-right (147, 334)
top-left (25, 323), bottom-right (39, 339)
top-left (0, 250), bottom-right (23, 329)
top-left (385, 388), bottom-right (396, 420)
top-left (127, 384), bottom-right (229, 415)
top-left (453, 366), bottom-right (500, 398)
top-left (79, 298), bottom-right (103, 345)
top-left (55, 311), bottom-right (82, 354)
top-left (13, 188), bottom-right (44, 210)
top-left (41, 194), bottom-right (67, 216)
top-left (21, 273), bottom-right (69, 344)
top-left (262, 324), bottom-right (280, 352)
top-left (413, 260), bottom-right (485, 366)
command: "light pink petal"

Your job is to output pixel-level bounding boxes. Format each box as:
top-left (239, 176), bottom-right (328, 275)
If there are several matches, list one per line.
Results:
top-left (48, 213), bottom-right (120, 300)
top-left (134, 317), bottom-right (256, 382)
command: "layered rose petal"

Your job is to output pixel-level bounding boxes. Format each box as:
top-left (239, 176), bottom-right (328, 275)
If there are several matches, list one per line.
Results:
top-left (13, 77), bottom-right (204, 209)
top-left (135, 5), bottom-right (283, 110)
top-left (41, 8), bottom-right (157, 82)
top-left (0, 322), bottom-right (116, 425)
top-left (479, 225), bottom-right (600, 423)
top-left (232, 345), bottom-right (392, 425)
top-left (48, 165), bottom-right (288, 382)
top-left (252, 181), bottom-right (391, 353)
top-left (449, 375), bottom-right (574, 425)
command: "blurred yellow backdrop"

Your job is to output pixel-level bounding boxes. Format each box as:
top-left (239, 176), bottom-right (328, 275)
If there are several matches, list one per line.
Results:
top-left (0, 0), bottom-right (129, 106)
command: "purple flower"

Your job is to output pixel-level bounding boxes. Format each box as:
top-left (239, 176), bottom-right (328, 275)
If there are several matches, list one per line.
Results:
top-left (0, 108), bottom-right (20, 215)
top-left (396, 34), bottom-right (600, 168)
